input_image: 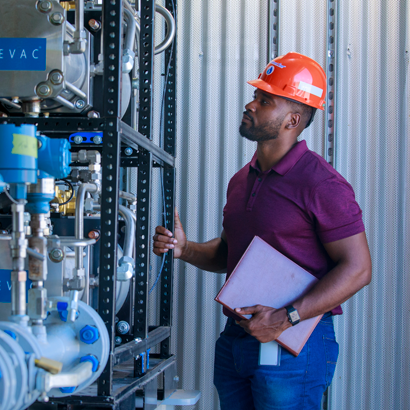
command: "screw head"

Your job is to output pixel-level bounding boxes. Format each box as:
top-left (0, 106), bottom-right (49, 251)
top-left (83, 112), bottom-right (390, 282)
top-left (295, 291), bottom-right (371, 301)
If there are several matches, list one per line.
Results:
top-left (124, 147), bottom-right (133, 156)
top-left (39, 1), bottom-right (52, 12)
top-left (50, 12), bottom-right (64, 24)
top-left (173, 376), bottom-right (179, 382)
top-left (37, 84), bottom-right (51, 97)
top-left (87, 110), bottom-right (100, 118)
top-left (88, 19), bottom-right (101, 31)
top-left (93, 136), bottom-right (102, 145)
top-left (73, 135), bottom-right (83, 144)
top-left (75, 100), bottom-right (86, 109)
top-left (50, 248), bottom-right (64, 262)
top-left (116, 321), bottom-right (130, 335)
top-left (50, 71), bottom-right (63, 85)
top-left (115, 336), bottom-right (122, 346)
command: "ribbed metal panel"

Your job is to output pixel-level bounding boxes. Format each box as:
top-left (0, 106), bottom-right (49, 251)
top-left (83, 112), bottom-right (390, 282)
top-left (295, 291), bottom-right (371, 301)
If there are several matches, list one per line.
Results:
top-left (171, 1), bottom-right (268, 409)
top-left (330, 1), bottom-right (410, 409)
top-left (279, 0), bottom-right (327, 156)
top-left (145, 1), bottom-right (409, 409)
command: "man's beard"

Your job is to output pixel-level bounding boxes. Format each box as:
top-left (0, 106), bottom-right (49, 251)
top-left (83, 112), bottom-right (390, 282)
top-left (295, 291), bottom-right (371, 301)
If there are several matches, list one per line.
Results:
top-left (239, 115), bottom-right (285, 142)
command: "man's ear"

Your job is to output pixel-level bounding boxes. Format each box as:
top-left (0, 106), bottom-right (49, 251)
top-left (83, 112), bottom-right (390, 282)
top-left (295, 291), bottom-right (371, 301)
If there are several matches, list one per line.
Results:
top-left (284, 112), bottom-right (301, 130)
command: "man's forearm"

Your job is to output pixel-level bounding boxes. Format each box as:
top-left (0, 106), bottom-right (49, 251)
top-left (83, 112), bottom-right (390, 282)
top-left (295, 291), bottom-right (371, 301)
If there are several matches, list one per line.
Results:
top-left (180, 237), bottom-right (228, 273)
top-left (293, 260), bottom-right (371, 321)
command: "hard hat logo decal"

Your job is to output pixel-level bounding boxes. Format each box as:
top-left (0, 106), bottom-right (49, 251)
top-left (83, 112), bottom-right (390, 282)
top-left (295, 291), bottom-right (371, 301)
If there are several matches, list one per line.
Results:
top-left (266, 66), bottom-right (275, 75)
top-left (271, 61), bottom-right (286, 69)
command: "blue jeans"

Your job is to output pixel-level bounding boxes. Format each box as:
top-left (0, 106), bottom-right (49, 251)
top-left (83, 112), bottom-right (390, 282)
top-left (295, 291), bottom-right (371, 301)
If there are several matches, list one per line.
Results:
top-left (214, 314), bottom-right (339, 410)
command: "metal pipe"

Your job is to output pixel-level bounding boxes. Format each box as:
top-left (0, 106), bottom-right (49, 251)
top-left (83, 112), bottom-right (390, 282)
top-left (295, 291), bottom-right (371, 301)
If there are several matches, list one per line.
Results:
top-left (118, 205), bottom-right (135, 258)
top-left (65, 81), bottom-right (87, 100)
top-left (154, 4), bottom-right (176, 55)
top-left (59, 238), bottom-right (96, 247)
top-left (119, 190), bottom-right (136, 204)
top-left (28, 213), bottom-right (48, 327)
top-left (27, 246), bottom-right (46, 261)
top-left (10, 202), bottom-right (27, 317)
top-left (123, 0), bottom-right (175, 55)
top-left (75, 183), bottom-right (98, 271)
top-left (53, 95), bottom-right (75, 110)
top-left (124, 8), bottom-right (136, 52)
top-left (0, 98), bottom-right (21, 110)
top-left (75, 0), bottom-right (85, 40)
top-left (93, 203), bottom-right (135, 258)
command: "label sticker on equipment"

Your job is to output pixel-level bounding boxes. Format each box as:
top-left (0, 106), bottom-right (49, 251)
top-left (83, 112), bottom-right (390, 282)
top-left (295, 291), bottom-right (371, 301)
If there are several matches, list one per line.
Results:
top-left (0, 269), bottom-right (32, 303)
top-left (0, 38), bottom-right (47, 71)
top-left (298, 81), bottom-right (323, 98)
top-left (266, 66), bottom-right (275, 75)
top-left (12, 134), bottom-right (38, 158)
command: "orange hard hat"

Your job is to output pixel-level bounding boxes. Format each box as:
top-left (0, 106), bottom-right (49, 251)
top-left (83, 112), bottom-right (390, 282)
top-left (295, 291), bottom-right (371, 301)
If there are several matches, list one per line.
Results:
top-left (248, 52), bottom-right (326, 111)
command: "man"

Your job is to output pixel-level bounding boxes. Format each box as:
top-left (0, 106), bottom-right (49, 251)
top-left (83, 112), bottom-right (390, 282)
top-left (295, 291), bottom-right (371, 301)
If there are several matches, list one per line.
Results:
top-left (153, 52), bottom-right (372, 410)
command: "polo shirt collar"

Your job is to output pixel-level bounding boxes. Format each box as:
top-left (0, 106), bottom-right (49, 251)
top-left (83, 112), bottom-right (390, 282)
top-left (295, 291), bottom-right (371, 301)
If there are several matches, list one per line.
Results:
top-left (249, 140), bottom-right (308, 176)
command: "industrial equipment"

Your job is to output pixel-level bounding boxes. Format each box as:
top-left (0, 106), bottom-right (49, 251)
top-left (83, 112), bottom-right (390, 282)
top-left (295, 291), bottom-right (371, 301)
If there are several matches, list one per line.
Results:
top-left (0, 0), bottom-right (183, 409)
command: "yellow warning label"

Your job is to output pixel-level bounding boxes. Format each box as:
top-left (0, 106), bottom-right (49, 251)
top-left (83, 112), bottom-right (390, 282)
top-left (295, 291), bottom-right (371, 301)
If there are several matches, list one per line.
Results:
top-left (11, 134), bottom-right (38, 158)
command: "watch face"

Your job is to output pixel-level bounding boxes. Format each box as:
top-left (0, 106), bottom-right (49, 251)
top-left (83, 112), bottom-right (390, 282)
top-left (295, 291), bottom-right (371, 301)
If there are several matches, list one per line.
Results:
top-left (289, 310), bottom-right (300, 323)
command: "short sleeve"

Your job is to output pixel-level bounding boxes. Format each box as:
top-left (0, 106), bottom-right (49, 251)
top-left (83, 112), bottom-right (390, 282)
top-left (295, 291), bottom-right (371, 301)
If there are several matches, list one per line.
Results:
top-left (308, 177), bottom-right (365, 243)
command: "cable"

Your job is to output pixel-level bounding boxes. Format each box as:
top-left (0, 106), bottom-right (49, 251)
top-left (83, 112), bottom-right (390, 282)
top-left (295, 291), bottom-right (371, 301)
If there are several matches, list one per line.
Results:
top-left (56, 179), bottom-right (75, 206)
top-left (3, 188), bottom-right (19, 205)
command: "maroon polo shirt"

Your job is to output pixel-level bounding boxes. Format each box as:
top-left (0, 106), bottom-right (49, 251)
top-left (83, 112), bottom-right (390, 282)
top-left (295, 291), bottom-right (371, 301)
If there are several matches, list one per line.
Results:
top-left (222, 140), bottom-right (365, 316)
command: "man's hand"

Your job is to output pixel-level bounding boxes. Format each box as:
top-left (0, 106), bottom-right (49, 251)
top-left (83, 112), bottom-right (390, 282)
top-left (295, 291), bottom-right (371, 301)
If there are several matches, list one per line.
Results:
top-left (235, 305), bottom-right (292, 343)
top-left (153, 208), bottom-right (187, 259)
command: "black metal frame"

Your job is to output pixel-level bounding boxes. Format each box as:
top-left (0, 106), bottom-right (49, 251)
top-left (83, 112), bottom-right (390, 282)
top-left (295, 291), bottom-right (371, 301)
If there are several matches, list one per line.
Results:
top-left (325, 0), bottom-right (337, 166)
top-left (5, 0), bottom-right (178, 408)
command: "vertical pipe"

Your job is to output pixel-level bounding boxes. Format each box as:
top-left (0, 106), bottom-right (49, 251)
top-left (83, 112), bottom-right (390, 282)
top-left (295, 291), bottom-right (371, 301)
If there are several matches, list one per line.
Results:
top-left (75, 0), bottom-right (85, 40)
top-left (75, 183), bottom-right (98, 272)
top-left (10, 202), bottom-right (27, 317)
top-left (325, 0), bottom-right (337, 166)
top-left (268, 0), bottom-right (280, 61)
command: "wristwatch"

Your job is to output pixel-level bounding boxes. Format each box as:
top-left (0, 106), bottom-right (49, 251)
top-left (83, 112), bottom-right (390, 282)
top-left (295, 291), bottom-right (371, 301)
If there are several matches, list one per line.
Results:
top-left (285, 305), bottom-right (300, 326)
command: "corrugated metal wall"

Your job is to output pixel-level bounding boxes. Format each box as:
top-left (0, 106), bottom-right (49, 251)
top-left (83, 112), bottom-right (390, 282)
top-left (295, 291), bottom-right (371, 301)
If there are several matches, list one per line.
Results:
top-left (171, 1), bottom-right (268, 409)
top-left (162, 0), bottom-right (410, 409)
top-left (329, 1), bottom-right (410, 409)
top-left (279, 1), bottom-right (410, 409)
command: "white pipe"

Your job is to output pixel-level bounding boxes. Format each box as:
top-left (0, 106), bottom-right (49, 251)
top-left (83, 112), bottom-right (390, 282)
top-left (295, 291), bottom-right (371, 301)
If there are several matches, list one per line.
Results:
top-left (41, 361), bottom-right (93, 391)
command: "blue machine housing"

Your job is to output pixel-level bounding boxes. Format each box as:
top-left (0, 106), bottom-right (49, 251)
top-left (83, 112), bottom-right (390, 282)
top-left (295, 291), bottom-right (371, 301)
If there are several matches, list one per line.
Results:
top-left (0, 124), bottom-right (38, 185)
top-left (37, 135), bottom-right (71, 180)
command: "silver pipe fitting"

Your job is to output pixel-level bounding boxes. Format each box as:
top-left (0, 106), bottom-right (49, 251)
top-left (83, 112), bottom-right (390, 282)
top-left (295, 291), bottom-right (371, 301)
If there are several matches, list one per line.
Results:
top-left (28, 213), bottom-right (49, 327)
top-left (154, 4), bottom-right (176, 55)
top-left (124, 8), bottom-right (136, 52)
top-left (75, 0), bottom-right (85, 40)
top-left (118, 205), bottom-right (135, 258)
top-left (10, 202), bottom-right (27, 317)
top-left (65, 81), bottom-right (87, 100)
top-left (119, 190), bottom-right (136, 204)
top-left (74, 183), bottom-right (99, 274)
